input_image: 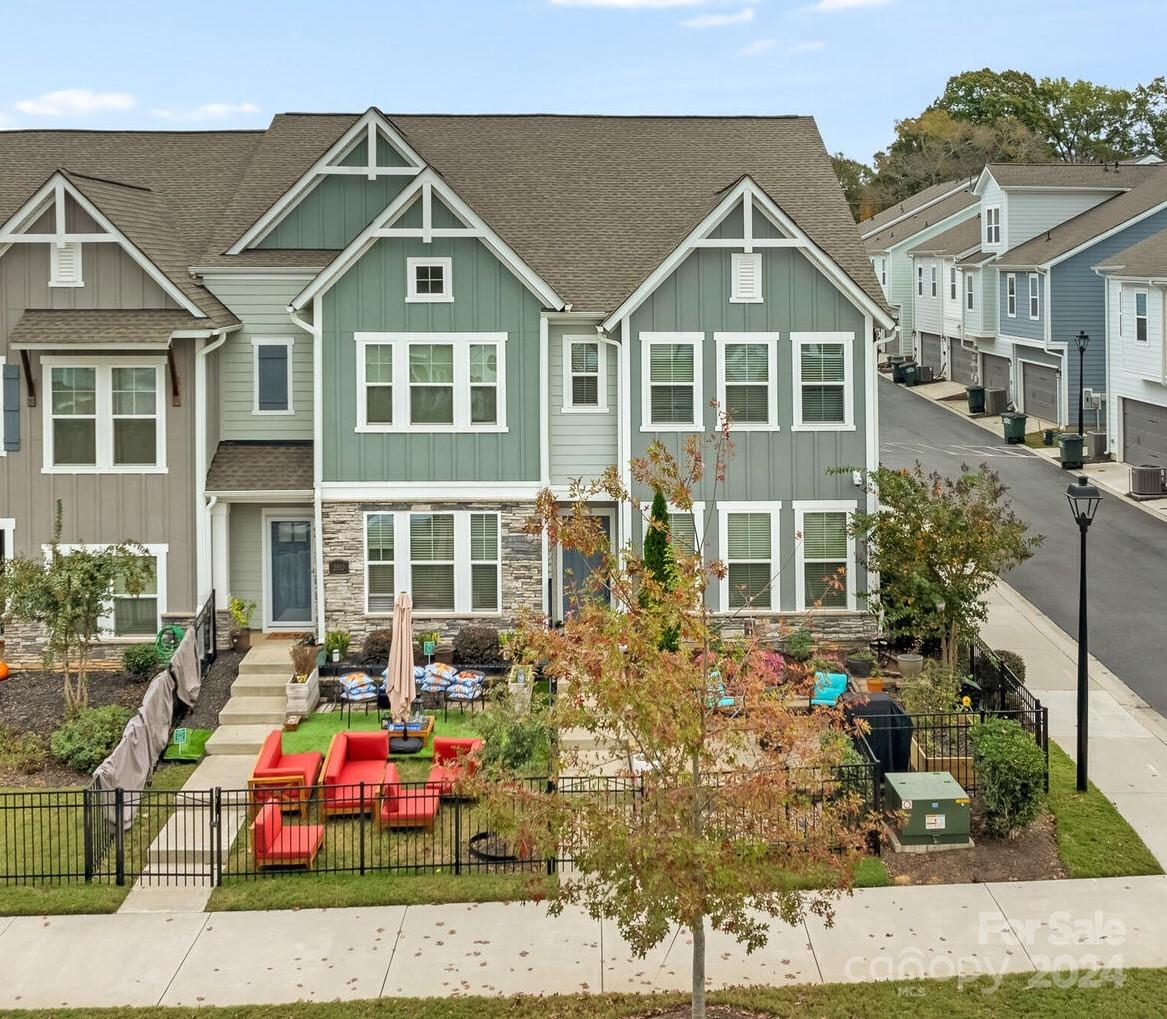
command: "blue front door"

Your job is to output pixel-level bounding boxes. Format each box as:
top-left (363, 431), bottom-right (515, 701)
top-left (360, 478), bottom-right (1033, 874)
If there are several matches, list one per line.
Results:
top-left (269, 518), bottom-right (313, 626)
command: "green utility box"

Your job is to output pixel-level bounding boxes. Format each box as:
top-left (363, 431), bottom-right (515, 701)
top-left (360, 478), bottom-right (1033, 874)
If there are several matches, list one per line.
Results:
top-left (884, 771), bottom-right (971, 847)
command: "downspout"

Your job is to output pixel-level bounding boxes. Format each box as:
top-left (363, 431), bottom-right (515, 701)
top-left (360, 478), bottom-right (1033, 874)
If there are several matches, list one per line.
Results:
top-left (195, 328), bottom-right (235, 610)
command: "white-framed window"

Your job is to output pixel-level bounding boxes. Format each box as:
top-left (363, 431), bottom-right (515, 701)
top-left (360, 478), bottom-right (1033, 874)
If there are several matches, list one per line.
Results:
top-left (792, 332), bottom-right (853, 430)
top-left (49, 241), bottom-right (83, 287)
top-left (410, 512), bottom-right (456, 612)
top-left (1028, 273), bottom-right (1040, 320)
top-left (406, 257), bottom-right (453, 303)
top-left (950, 267), bottom-right (958, 301)
top-left (966, 272), bottom-right (975, 311)
top-left (51, 543), bottom-right (167, 638)
top-left (717, 502), bottom-right (781, 611)
top-left (469, 512), bottom-right (501, 612)
top-left (1135, 291), bottom-right (1149, 343)
top-left (354, 333), bottom-right (506, 432)
top-left (794, 502), bottom-right (855, 611)
top-left (985, 207), bottom-right (1001, 245)
top-left (641, 332), bottom-right (703, 431)
top-left (878, 257), bottom-right (887, 288)
top-left (563, 336), bottom-right (606, 412)
top-left (42, 358), bottom-right (166, 473)
top-left (252, 337), bottom-right (294, 415)
top-left (1006, 274), bottom-right (1017, 317)
top-left (364, 512), bottom-right (395, 614)
top-left (730, 252), bottom-right (763, 304)
top-left (930, 265), bottom-right (938, 298)
top-left (714, 332), bottom-right (778, 430)
top-left (916, 265), bottom-right (924, 297)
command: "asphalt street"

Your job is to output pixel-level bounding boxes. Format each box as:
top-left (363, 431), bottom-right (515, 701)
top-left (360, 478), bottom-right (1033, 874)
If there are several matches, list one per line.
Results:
top-left (878, 377), bottom-right (1167, 715)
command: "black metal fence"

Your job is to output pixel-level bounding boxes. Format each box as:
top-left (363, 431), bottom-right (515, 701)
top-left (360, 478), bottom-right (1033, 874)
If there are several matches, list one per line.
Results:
top-left (192, 589), bottom-right (218, 676)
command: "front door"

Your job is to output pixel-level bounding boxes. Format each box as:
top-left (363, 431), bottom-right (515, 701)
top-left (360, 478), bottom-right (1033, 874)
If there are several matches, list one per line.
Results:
top-left (559, 511), bottom-right (613, 621)
top-left (266, 515), bottom-right (313, 629)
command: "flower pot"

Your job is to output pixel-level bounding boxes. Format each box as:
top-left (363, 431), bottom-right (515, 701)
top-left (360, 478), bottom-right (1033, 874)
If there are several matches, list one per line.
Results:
top-left (866, 677), bottom-right (885, 693)
top-left (895, 653), bottom-right (924, 678)
top-left (233, 630), bottom-right (252, 654)
top-left (286, 667), bottom-right (320, 716)
top-left (845, 654), bottom-right (873, 678)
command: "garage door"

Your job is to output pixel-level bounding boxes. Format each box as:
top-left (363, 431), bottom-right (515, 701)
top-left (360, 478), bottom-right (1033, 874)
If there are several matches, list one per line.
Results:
top-left (982, 353), bottom-right (1011, 395)
top-left (1123, 398), bottom-right (1167, 468)
top-left (948, 339), bottom-right (977, 386)
top-left (1021, 362), bottom-right (1060, 424)
top-left (919, 333), bottom-right (943, 375)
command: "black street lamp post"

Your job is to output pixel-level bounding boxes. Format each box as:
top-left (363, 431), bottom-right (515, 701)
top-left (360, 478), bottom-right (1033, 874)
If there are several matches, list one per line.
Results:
top-left (1074, 330), bottom-right (1090, 437)
top-left (1066, 475), bottom-right (1102, 792)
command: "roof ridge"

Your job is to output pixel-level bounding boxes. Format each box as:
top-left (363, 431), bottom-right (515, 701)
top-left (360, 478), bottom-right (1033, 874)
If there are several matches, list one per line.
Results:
top-left (62, 168), bottom-right (154, 193)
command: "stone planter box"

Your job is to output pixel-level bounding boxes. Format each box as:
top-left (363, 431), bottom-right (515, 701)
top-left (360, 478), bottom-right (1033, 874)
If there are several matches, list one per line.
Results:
top-left (286, 667), bottom-right (320, 717)
top-left (910, 735), bottom-right (973, 790)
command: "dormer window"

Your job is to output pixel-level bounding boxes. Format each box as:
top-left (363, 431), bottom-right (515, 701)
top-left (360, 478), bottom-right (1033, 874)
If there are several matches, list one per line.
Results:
top-left (50, 242), bottom-right (83, 287)
top-left (985, 207), bottom-right (1001, 245)
top-left (406, 257), bottom-right (452, 303)
top-left (730, 252), bottom-right (763, 303)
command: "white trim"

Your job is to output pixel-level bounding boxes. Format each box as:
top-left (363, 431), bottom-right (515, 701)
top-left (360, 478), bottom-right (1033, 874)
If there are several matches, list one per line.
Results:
top-left (362, 510), bottom-right (397, 616)
top-left (603, 176), bottom-right (894, 332)
top-left (561, 334), bottom-right (608, 413)
top-left (205, 489), bottom-right (313, 503)
top-left (791, 331), bottom-right (855, 431)
top-left (260, 509), bottom-right (315, 631)
top-left (929, 265), bottom-right (937, 299)
top-left (717, 501), bottom-right (782, 613)
top-left (792, 501), bottom-right (857, 613)
top-left (229, 109), bottom-right (425, 253)
top-left (405, 256), bottom-right (453, 303)
top-left (354, 331), bottom-right (507, 433)
top-left (0, 518), bottom-right (14, 560)
top-left (730, 252), bottom-right (764, 304)
top-left (320, 481), bottom-right (541, 502)
top-left (0, 354), bottom-right (6, 457)
top-left (41, 356), bottom-right (167, 474)
top-left (292, 168), bottom-right (564, 312)
top-left (251, 336), bottom-right (295, 415)
top-left (714, 332), bottom-right (779, 430)
top-left (1028, 273), bottom-right (1040, 321)
top-left (51, 542), bottom-right (168, 639)
top-left (1134, 289), bottom-right (1150, 343)
top-left (1006, 273), bottom-right (1017, 317)
top-left (539, 316), bottom-right (550, 485)
top-left (984, 206), bottom-right (1001, 246)
top-left (640, 331), bottom-right (703, 432)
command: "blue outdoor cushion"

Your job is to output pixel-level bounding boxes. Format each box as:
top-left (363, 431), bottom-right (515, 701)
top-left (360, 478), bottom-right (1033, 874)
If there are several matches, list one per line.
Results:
top-left (811, 672), bottom-right (848, 706)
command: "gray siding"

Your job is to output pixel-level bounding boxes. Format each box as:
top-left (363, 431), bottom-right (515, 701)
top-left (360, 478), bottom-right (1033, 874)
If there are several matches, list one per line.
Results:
top-left (204, 276), bottom-right (314, 440)
top-left (999, 271), bottom-right (1044, 341)
top-left (1005, 190), bottom-right (1115, 250)
top-left (227, 503), bottom-right (263, 609)
top-left (548, 321), bottom-right (618, 486)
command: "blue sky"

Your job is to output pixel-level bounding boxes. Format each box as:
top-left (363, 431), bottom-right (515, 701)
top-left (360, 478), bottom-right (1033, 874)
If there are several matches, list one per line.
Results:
top-left (0, 0), bottom-right (1163, 162)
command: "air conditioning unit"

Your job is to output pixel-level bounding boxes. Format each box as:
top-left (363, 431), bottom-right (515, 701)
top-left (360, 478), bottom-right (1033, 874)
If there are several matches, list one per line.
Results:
top-left (916, 365), bottom-right (935, 384)
top-left (1130, 465), bottom-right (1167, 498)
top-left (1086, 431), bottom-right (1107, 459)
top-left (984, 388), bottom-right (1008, 416)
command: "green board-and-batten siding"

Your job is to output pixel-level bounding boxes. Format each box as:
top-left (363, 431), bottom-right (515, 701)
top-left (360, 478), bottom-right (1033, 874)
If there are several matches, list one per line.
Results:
top-left (258, 174), bottom-right (412, 250)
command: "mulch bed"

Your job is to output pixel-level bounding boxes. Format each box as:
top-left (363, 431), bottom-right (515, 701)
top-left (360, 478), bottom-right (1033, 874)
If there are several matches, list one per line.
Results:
top-left (882, 804), bottom-right (1066, 885)
top-left (179, 649), bottom-right (240, 730)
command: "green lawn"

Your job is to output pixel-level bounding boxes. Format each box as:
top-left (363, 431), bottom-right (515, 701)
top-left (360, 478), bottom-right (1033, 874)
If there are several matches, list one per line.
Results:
top-left (1046, 742), bottom-right (1162, 878)
top-left (2, 969), bottom-right (1166, 1018)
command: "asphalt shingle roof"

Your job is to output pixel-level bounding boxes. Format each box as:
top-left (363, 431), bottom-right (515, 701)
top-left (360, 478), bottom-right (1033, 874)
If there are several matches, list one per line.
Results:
top-left (858, 179), bottom-right (970, 237)
top-left (8, 308), bottom-right (205, 348)
top-left (1095, 228), bottom-right (1167, 278)
top-left (907, 216), bottom-right (981, 258)
top-left (863, 188), bottom-right (978, 253)
top-left (205, 441), bottom-right (314, 493)
top-left (983, 162), bottom-right (1161, 189)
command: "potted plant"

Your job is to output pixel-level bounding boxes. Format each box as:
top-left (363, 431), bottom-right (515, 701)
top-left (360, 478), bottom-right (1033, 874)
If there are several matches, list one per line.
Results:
top-left (866, 663), bottom-right (885, 694)
top-left (228, 596), bottom-right (256, 653)
top-left (844, 649), bottom-right (874, 678)
top-left (324, 629), bottom-right (351, 664)
top-left (895, 647), bottom-right (924, 678)
top-left (286, 641), bottom-right (320, 716)
top-left (901, 664), bottom-right (972, 787)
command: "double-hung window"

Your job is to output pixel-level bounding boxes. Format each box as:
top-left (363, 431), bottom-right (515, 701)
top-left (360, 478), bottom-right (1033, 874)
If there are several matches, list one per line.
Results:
top-left (468, 343), bottom-right (499, 424)
top-left (642, 333), bottom-right (702, 430)
top-left (362, 343), bottom-right (394, 426)
top-left (564, 338), bottom-right (605, 411)
top-left (966, 273), bottom-right (975, 311)
top-left (644, 503), bottom-right (703, 557)
top-left (1028, 274), bottom-right (1040, 320)
top-left (45, 359), bottom-right (164, 472)
top-left (469, 513), bottom-right (500, 612)
top-left (252, 337), bottom-right (293, 414)
top-left (930, 266), bottom-right (938, 298)
top-left (409, 343), bottom-right (455, 424)
top-left (950, 267), bottom-right (958, 301)
top-left (1006, 274), bottom-right (1017, 317)
top-left (406, 257), bottom-right (452, 302)
top-left (793, 333), bottom-right (852, 429)
top-left (52, 544), bottom-right (166, 637)
top-left (410, 513), bottom-right (456, 612)
top-left (719, 504), bottom-right (780, 611)
top-left (985, 207), bottom-right (1001, 245)
top-left (796, 506), bottom-right (852, 610)
top-left (365, 513), bottom-right (395, 613)
top-left (1135, 291), bottom-right (1149, 342)
top-left (716, 333), bottom-right (777, 429)
top-left (916, 266), bottom-right (924, 297)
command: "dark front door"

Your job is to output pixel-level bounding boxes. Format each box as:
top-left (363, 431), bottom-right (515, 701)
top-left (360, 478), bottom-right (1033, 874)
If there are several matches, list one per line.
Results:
top-left (269, 518), bottom-right (313, 626)
top-left (560, 514), bottom-right (612, 619)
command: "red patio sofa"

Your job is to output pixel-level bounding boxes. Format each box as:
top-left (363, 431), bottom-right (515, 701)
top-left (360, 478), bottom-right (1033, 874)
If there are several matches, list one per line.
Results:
top-left (248, 730), bottom-right (324, 817)
top-left (322, 730), bottom-right (389, 815)
top-left (250, 802), bottom-right (324, 870)
top-left (377, 763), bottom-right (441, 831)
top-left (426, 736), bottom-right (484, 797)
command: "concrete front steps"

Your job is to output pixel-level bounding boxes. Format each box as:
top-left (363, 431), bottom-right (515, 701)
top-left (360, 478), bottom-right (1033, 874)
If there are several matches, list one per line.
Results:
top-left (218, 696), bottom-right (287, 726)
top-left (205, 636), bottom-right (294, 756)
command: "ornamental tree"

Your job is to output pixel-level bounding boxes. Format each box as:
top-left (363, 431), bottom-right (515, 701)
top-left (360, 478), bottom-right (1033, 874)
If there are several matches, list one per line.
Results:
top-left (473, 426), bottom-right (875, 1019)
top-left (848, 463), bottom-right (1040, 670)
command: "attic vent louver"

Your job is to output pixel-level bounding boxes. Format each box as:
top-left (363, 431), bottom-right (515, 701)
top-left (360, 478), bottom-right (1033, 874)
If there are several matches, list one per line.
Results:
top-left (49, 242), bottom-right (83, 287)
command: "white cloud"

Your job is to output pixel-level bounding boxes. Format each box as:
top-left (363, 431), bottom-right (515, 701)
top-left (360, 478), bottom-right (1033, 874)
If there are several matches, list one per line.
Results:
top-left (14, 89), bottom-right (135, 117)
top-left (807, 0), bottom-right (889, 10)
top-left (738, 37), bottom-right (777, 56)
top-left (151, 102), bottom-right (261, 122)
top-left (786, 39), bottom-right (826, 52)
top-left (550, 0), bottom-right (706, 6)
top-left (682, 7), bottom-right (753, 27)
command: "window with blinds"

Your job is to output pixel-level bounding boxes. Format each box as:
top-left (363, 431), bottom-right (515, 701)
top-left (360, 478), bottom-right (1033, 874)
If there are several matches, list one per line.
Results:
top-left (365, 513), bottom-right (395, 613)
top-left (410, 513), bottom-right (455, 611)
top-left (731, 252), bottom-right (763, 303)
top-left (799, 342), bottom-right (846, 424)
top-left (112, 555), bottom-right (158, 636)
top-left (648, 342), bottom-right (696, 425)
top-left (409, 344), bottom-right (455, 424)
top-left (569, 341), bottom-right (601, 408)
top-left (726, 511), bottom-right (772, 609)
top-left (470, 513), bottom-right (500, 611)
top-left (723, 342), bottom-right (770, 424)
top-left (364, 344), bottom-right (393, 425)
top-left (802, 511), bottom-right (848, 609)
top-left (667, 510), bottom-right (697, 553)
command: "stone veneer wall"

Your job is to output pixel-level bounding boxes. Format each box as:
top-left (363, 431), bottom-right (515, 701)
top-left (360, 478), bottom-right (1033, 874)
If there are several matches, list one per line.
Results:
top-left (321, 501), bottom-right (543, 649)
top-left (1, 612), bottom-right (197, 668)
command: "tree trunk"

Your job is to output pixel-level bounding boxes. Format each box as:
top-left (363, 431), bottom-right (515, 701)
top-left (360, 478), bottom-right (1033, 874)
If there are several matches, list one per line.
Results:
top-left (691, 917), bottom-right (706, 1019)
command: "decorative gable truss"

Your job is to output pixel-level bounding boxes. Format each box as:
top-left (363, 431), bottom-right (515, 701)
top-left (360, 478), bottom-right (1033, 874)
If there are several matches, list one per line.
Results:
top-left (291, 168), bottom-right (565, 312)
top-left (229, 108), bottom-right (427, 253)
top-left (601, 176), bottom-right (895, 333)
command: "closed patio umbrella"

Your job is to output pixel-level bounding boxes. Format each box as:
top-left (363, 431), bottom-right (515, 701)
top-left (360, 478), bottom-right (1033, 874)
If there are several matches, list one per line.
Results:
top-left (387, 592), bottom-right (416, 723)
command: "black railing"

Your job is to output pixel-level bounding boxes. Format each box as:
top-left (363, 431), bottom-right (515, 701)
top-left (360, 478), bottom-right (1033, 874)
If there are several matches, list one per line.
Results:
top-left (193, 589), bottom-right (218, 676)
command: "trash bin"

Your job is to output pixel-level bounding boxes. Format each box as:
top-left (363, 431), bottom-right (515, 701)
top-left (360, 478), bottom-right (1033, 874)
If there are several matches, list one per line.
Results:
top-left (966, 385), bottom-right (986, 414)
top-left (1059, 433), bottom-right (1084, 469)
top-left (1001, 412), bottom-right (1028, 444)
top-left (902, 363), bottom-right (920, 387)
top-left (892, 360), bottom-right (913, 384)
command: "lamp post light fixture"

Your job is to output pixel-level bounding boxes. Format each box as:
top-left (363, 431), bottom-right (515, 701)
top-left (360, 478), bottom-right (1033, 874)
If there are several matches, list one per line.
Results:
top-left (1073, 330), bottom-right (1090, 437)
top-left (1066, 474), bottom-right (1102, 792)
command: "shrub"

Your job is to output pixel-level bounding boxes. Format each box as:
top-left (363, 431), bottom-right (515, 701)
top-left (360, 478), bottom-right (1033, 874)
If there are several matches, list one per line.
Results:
top-left (50, 705), bottom-right (134, 774)
top-left (453, 625), bottom-right (503, 666)
top-left (472, 690), bottom-right (552, 774)
top-left (783, 626), bottom-right (814, 662)
top-left (123, 643), bottom-right (164, 682)
top-left (971, 717), bottom-right (1045, 838)
top-left (324, 630), bottom-right (351, 659)
top-left (227, 596), bottom-right (256, 632)
top-left (0, 728), bottom-right (48, 775)
top-left (994, 649), bottom-right (1026, 682)
top-left (290, 642), bottom-right (317, 680)
top-left (356, 628), bottom-right (394, 668)
top-left (898, 660), bottom-right (962, 717)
